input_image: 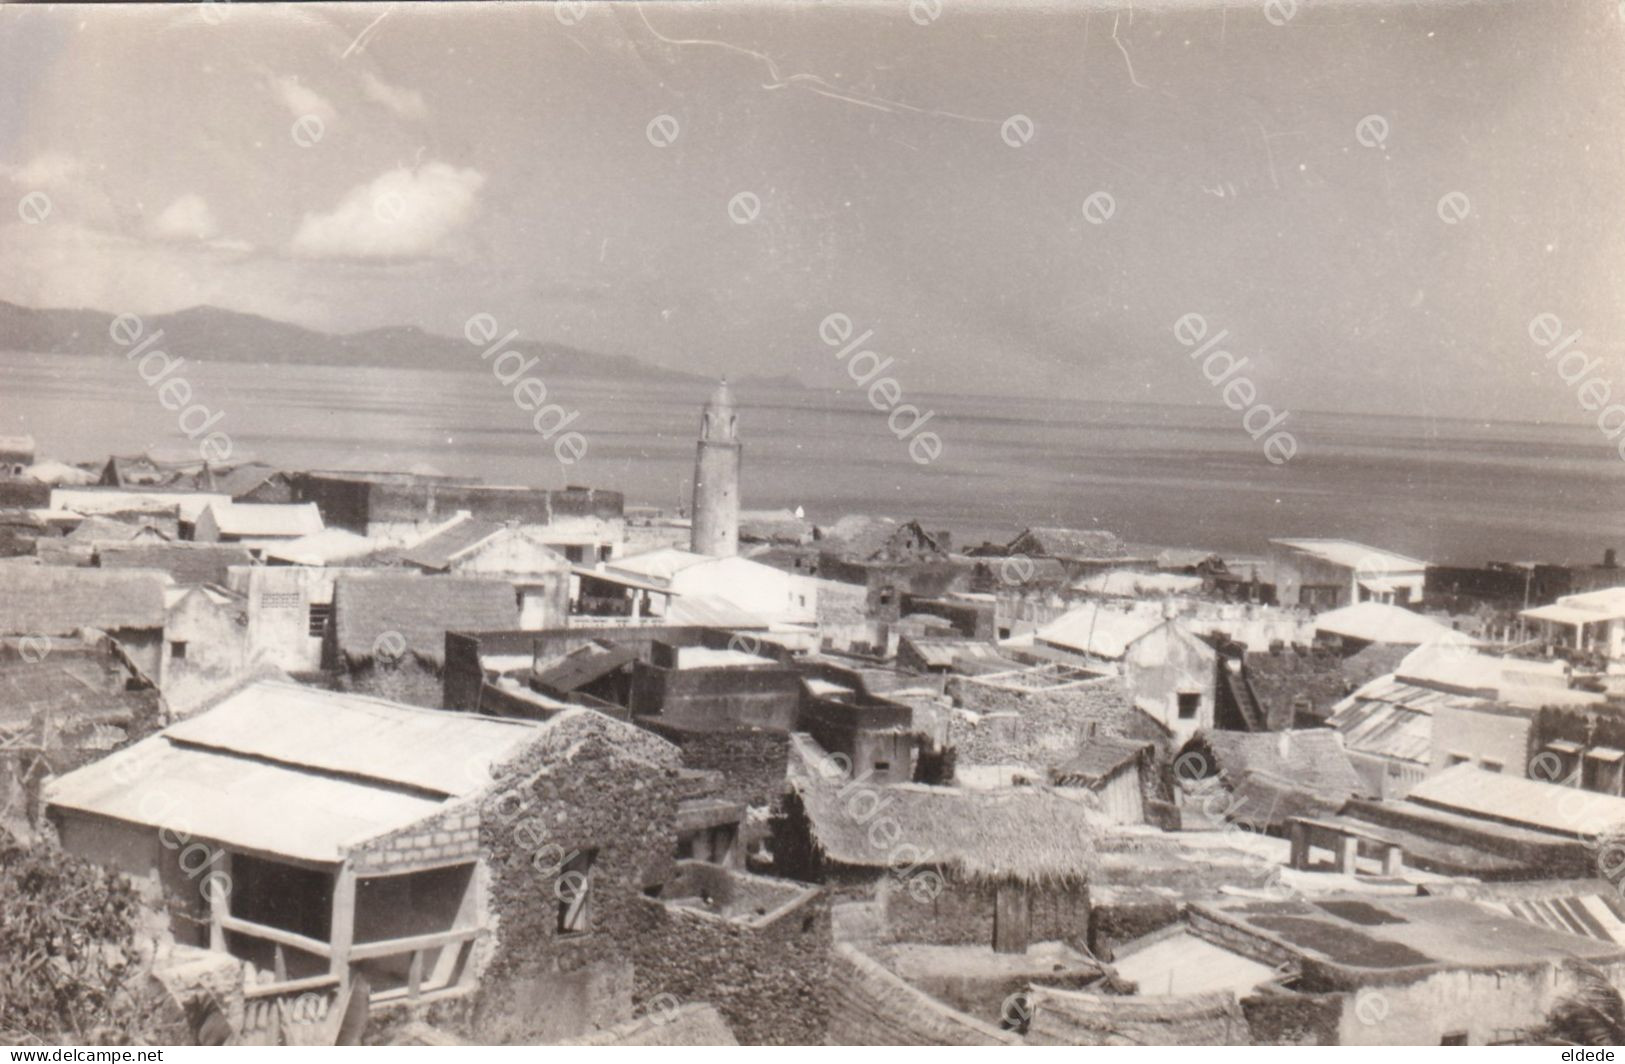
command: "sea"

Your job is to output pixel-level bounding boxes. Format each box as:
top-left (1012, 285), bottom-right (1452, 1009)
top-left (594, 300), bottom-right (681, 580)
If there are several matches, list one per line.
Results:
top-left (3, 348), bottom-right (1622, 566)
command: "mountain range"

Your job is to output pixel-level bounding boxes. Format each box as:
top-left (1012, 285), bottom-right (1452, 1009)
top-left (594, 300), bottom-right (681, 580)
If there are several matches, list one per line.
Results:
top-left (0, 300), bottom-right (796, 386)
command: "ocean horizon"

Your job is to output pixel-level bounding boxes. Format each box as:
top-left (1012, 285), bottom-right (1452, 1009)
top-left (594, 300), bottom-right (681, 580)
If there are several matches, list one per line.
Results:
top-left (4, 347), bottom-right (1621, 567)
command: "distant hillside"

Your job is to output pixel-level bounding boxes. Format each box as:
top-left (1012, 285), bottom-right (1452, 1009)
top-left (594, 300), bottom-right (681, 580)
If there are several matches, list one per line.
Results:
top-left (0, 300), bottom-right (706, 381)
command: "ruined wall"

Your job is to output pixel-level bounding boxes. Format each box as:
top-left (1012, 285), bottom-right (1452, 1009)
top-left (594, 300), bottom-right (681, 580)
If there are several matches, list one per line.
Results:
top-left (635, 869), bottom-right (831, 1046)
top-left (638, 720), bottom-right (789, 808)
top-left (1087, 897), bottom-right (1183, 960)
top-left (470, 732), bottom-right (680, 1044)
top-left (947, 676), bottom-right (1167, 774)
top-left (879, 875), bottom-right (1089, 950)
top-left (1242, 989), bottom-right (1343, 1046)
top-left (1242, 645), bottom-right (1350, 729)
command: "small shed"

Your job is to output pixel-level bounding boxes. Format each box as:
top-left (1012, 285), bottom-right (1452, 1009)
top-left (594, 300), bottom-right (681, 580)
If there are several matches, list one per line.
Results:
top-left (1051, 736), bottom-right (1154, 824)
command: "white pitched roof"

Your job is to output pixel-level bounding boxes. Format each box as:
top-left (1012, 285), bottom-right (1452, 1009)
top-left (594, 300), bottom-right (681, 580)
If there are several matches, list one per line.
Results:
top-left (1272, 539), bottom-right (1427, 572)
top-left (1313, 602), bottom-right (1475, 646)
top-left (1037, 604), bottom-right (1166, 659)
top-left (605, 547), bottom-right (712, 585)
top-left (202, 501), bottom-right (324, 538)
top-left (1410, 763), bottom-right (1625, 839)
top-left (264, 528), bottom-right (377, 566)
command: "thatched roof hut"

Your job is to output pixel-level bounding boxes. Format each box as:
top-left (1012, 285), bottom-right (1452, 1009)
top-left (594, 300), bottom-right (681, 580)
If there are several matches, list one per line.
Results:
top-left (96, 542), bottom-right (253, 586)
top-left (1024, 984), bottom-right (1250, 1046)
top-left (785, 768), bottom-right (1102, 887)
top-left (1052, 736), bottom-right (1153, 788)
top-left (332, 574), bottom-right (519, 668)
top-left (0, 567), bottom-right (168, 635)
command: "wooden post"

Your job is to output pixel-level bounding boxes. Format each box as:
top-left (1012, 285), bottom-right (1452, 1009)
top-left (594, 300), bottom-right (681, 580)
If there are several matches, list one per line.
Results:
top-left (1288, 820), bottom-right (1310, 870)
top-left (329, 866), bottom-right (357, 989)
top-left (1382, 844), bottom-right (1404, 875)
top-left (207, 852), bottom-right (232, 952)
top-left (407, 950), bottom-right (424, 1004)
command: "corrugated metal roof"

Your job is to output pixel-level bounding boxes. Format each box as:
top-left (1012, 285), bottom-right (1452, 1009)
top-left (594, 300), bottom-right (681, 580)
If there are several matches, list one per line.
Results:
top-left (400, 518), bottom-right (505, 571)
top-left (46, 735), bottom-right (445, 864)
top-left (1486, 894), bottom-right (1625, 945)
top-left (1328, 697), bottom-right (1432, 764)
top-left (165, 679), bottom-right (543, 796)
top-left (1409, 763), bottom-right (1625, 838)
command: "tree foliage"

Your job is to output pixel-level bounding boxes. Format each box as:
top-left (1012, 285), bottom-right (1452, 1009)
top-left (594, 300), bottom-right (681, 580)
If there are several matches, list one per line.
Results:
top-left (0, 842), bottom-right (158, 1045)
top-left (1535, 960), bottom-right (1625, 1047)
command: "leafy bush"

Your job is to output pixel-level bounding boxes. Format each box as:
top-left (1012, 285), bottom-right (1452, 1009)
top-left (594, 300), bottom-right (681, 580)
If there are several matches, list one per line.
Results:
top-left (0, 842), bottom-right (158, 1044)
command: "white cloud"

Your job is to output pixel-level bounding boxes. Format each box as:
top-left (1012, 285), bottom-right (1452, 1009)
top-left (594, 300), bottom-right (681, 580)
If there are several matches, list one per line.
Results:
top-left (288, 162), bottom-right (485, 260)
top-left (146, 194), bottom-right (219, 242)
top-left (360, 70), bottom-right (427, 121)
top-left (268, 74), bottom-right (336, 124)
top-left (1, 152), bottom-right (83, 189)
top-left (0, 221), bottom-right (281, 322)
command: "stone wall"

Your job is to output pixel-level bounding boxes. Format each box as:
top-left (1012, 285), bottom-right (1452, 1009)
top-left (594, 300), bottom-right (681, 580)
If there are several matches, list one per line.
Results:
top-left (469, 730), bottom-right (681, 1044)
top-left (635, 865), bottom-right (831, 1046)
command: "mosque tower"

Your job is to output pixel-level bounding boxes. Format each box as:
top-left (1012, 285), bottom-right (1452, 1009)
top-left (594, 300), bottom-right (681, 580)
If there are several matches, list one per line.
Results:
top-left (690, 379), bottom-right (741, 556)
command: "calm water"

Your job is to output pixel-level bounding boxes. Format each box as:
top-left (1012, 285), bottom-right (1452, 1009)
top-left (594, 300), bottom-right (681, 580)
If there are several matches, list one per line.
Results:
top-left (3, 349), bottom-right (1621, 565)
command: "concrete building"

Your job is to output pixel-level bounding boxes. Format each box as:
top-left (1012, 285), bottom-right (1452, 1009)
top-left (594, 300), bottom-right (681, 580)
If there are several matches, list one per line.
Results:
top-left (1522, 585), bottom-right (1625, 663)
top-left (1267, 538), bottom-right (1428, 609)
top-left (0, 434), bottom-right (37, 477)
top-left (193, 502), bottom-right (324, 548)
top-left (600, 547), bottom-right (817, 627)
top-left (1036, 606), bottom-right (1218, 741)
top-left (1186, 893), bottom-right (1625, 1045)
top-left (690, 380), bottom-right (741, 558)
top-left (401, 518), bottom-right (572, 630)
top-left (291, 472), bottom-right (624, 553)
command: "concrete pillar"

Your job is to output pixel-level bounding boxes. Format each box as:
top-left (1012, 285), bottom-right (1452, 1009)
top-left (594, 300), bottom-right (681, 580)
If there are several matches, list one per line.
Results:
top-left (1335, 834), bottom-right (1359, 874)
top-left (1288, 820), bottom-right (1310, 870)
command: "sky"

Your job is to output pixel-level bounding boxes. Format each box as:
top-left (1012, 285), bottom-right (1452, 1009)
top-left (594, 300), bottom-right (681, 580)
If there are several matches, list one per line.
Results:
top-left (2, 0), bottom-right (1624, 422)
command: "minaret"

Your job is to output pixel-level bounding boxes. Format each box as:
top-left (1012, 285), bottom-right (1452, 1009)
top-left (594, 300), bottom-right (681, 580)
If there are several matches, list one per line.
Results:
top-left (691, 379), bottom-right (741, 556)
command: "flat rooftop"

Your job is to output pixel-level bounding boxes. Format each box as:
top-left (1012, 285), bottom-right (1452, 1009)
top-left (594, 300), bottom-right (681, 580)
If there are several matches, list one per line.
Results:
top-left (1193, 894), bottom-right (1625, 984)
